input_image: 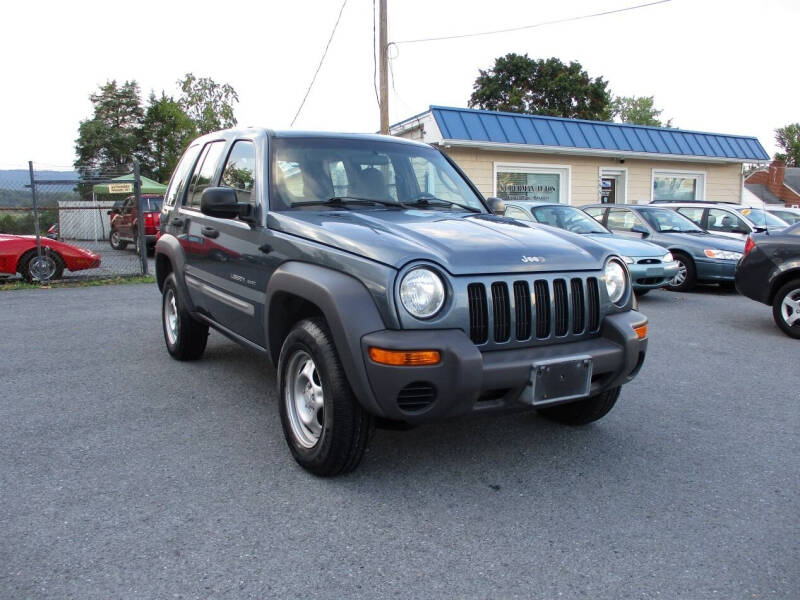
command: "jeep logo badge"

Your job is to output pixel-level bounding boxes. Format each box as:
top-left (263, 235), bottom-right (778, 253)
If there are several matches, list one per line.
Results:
top-left (522, 255), bottom-right (545, 263)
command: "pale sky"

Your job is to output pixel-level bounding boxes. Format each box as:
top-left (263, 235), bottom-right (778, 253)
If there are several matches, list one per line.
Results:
top-left (3, 0), bottom-right (798, 170)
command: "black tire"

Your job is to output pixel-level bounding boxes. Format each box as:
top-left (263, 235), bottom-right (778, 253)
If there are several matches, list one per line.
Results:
top-left (772, 279), bottom-right (800, 339)
top-left (19, 249), bottom-right (64, 282)
top-left (665, 252), bottom-right (696, 292)
top-left (636, 288), bottom-right (650, 297)
top-left (162, 273), bottom-right (208, 360)
top-left (278, 318), bottom-right (373, 476)
top-left (537, 386), bottom-right (621, 426)
top-left (109, 230), bottom-right (127, 250)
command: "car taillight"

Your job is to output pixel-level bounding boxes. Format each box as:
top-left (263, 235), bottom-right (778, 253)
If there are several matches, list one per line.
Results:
top-left (145, 213), bottom-right (154, 225)
top-left (743, 236), bottom-right (756, 256)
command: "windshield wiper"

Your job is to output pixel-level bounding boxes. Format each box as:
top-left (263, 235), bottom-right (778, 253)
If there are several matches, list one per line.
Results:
top-left (295, 196), bottom-right (402, 209)
top-left (402, 194), bottom-right (481, 213)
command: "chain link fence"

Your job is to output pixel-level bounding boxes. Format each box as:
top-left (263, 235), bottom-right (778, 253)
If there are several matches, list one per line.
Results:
top-left (0, 162), bottom-right (157, 282)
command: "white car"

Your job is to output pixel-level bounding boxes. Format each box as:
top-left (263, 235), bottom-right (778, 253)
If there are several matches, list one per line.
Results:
top-left (652, 202), bottom-right (788, 240)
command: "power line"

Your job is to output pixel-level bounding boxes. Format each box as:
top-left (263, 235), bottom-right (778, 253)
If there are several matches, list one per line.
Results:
top-left (392, 0), bottom-right (672, 45)
top-left (290, 0), bottom-right (349, 127)
top-left (372, 0), bottom-right (380, 108)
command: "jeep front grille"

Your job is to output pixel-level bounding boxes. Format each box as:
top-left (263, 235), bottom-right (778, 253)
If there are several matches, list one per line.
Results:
top-left (467, 276), bottom-right (602, 346)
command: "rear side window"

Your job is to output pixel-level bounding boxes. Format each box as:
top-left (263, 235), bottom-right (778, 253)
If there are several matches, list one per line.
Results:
top-left (676, 207), bottom-right (704, 225)
top-left (185, 141), bottom-right (226, 209)
top-left (606, 208), bottom-right (642, 231)
top-left (505, 206), bottom-right (532, 221)
top-left (221, 140), bottom-right (257, 206)
top-left (584, 207), bottom-right (604, 220)
top-left (164, 145), bottom-right (201, 207)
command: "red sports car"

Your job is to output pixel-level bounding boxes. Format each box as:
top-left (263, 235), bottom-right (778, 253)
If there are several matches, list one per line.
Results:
top-left (0, 234), bottom-right (101, 282)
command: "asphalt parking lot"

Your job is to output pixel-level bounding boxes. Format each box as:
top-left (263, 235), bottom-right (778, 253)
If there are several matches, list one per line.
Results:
top-left (1, 283), bottom-right (798, 599)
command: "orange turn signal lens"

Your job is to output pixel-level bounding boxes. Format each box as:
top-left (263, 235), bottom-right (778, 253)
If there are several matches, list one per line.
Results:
top-left (633, 323), bottom-right (648, 339)
top-left (368, 347), bottom-right (441, 366)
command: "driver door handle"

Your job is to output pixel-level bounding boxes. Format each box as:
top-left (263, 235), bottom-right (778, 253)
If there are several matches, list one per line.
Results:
top-left (201, 226), bottom-right (219, 239)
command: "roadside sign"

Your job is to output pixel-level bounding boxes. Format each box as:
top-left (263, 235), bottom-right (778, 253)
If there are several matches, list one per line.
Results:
top-left (108, 183), bottom-right (133, 194)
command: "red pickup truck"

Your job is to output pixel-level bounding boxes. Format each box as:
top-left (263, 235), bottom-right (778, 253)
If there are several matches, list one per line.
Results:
top-left (109, 194), bottom-right (163, 255)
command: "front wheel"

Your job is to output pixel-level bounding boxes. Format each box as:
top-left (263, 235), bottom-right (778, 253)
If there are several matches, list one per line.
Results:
top-left (162, 273), bottom-right (208, 360)
top-left (537, 386), bottom-right (621, 425)
top-left (772, 279), bottom-right (800, 339)
top-left (278, 318), bottom-right (373, 476)
top-left (19, 249), bottom-right (64, 282)
top-left (665, 252), bottom-right (696, 292)
top-left (109, 230), bottom-right (127, 250)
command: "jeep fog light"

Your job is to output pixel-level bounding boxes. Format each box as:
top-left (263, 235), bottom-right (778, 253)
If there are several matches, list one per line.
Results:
top-left (400, 268), bottom-right (445, 319)
top-left (604, 259), bottom-right (627, 305)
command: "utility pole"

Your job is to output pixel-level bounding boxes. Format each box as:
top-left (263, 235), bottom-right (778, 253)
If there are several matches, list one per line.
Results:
top-left (379, 0), bottom-right (389, 134)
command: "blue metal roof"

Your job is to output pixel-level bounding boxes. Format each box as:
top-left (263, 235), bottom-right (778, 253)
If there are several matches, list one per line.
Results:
top-left (427, 106), bottom-right (769, 161)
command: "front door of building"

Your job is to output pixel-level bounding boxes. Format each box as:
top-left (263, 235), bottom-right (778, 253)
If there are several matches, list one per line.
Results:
top-left (601, 177), bottom-right (616, 204)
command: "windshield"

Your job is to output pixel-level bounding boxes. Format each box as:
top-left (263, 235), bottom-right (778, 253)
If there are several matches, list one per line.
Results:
top-left (270, 137), bottom-right (486, 212)
top-left (639, 208), bottom-right (704, 232)
top-left (143, 197), bottom-right (163, 212)
top-left (532, 205), bottom-right (609, 234)
top-left (736, 207), bottom-right (788, 228)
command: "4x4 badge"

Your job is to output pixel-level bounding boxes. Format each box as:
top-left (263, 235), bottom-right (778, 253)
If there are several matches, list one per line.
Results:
top-left (522, 255), bottom-right (545, 263)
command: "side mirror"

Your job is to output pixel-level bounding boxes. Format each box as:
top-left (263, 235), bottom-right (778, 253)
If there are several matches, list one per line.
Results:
top-left (631, 224), bottom-right (649, 237)
top-left (201, 187), bottom-right (253, 220)
top-left (486, 197), bottom-right (506, 215)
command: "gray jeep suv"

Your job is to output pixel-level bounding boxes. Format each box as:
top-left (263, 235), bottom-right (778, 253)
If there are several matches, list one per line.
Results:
top-left (155, 129), bottom-right (648, 476)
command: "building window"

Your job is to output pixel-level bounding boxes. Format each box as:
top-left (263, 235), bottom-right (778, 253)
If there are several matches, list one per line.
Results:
top-left (495, 164), bottom-right (569, 204)
top-left (653, 170), bottom-right (705, 201)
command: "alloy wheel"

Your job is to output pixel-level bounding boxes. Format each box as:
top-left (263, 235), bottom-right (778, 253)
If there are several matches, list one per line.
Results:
top-left (285, 350), bottom-right (324, 448)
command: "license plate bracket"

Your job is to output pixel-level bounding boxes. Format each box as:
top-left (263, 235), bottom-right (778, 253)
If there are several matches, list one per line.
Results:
top-left (524, 355), bottom-right (593, 406)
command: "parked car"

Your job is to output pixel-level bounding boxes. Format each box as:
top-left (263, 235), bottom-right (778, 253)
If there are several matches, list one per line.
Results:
top-left (109, 194), bottom-right (163, 254)
top-left (735, 223), bottom-right (800, 338)
top-left (156, 128), bottom-right (649, 476)
top-left (582, 204), bottom-right (745, 292)
top-left (766, 206), bottom-right (800, 225)
top-left (503, 201), bottom-right (678, 295)
top-left (653, 202), bottom-right (788, 240)
top-left (0, 234), bottom-right (101, 281)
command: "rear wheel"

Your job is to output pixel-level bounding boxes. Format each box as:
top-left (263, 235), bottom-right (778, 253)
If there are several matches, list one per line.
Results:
top-left (109, 230), bottom-right (127, 250)
top-left (162, 273), bottom-right (208, 360)
top-left (19, 249), bottom-right (64, 282)
top-left (537, 386), bottom-right (621, 425)
top-left (665, 252), bottom-right (696, 292)
top-left (772, 279), bottom-right (800, 339)
top-left (278, 318), bottom-right (373, 476)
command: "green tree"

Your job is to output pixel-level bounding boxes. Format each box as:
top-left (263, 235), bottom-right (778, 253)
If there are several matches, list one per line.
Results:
top-left (612, 95), bottom-right (672, 127)
top-left (74, 80), bottom-right (144, 176)
top-left (178, 73), bottom-right (239, 134)
top-left (469, 54), bottom-right (612, 121)
top-left (138, 93), bottom-right (197, 183)
top-left (775, 123), bottom-right (800, 167)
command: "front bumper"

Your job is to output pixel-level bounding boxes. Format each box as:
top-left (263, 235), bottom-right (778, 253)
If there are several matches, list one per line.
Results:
top-left (695, 258), bottom-right (737, 282)
top-left (359, 310), bottom-right (647, 423)
top-left (629, 260), bottom-right (679, 289)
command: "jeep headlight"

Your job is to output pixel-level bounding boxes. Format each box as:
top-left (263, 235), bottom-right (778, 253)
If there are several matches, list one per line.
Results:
top-left (604, 258), bottom-right (628, 305)
top-left (400, 267), bottom-right (445, 319)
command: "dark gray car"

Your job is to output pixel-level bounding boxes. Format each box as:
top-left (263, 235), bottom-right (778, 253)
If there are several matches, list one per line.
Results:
top-left (582, 204), bottom-right (746, 292)
top-left (155, 129), bottom-right (648, 476)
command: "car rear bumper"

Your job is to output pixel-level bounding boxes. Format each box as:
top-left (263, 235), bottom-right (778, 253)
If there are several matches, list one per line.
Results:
top-left (695, 258), bottom-right (736, 282)
top-left (629, 260), bottom-right (679, 289)
top-left (358, 310), bottom-right (648, 424)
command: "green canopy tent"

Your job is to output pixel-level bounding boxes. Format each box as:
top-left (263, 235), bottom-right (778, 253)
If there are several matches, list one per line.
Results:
top-left (92, 174), bottom-right (167, 196)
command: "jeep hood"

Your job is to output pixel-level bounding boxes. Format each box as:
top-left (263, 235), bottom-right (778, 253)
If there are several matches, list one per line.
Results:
top-left (269, 210), bottom-right (610, 275)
